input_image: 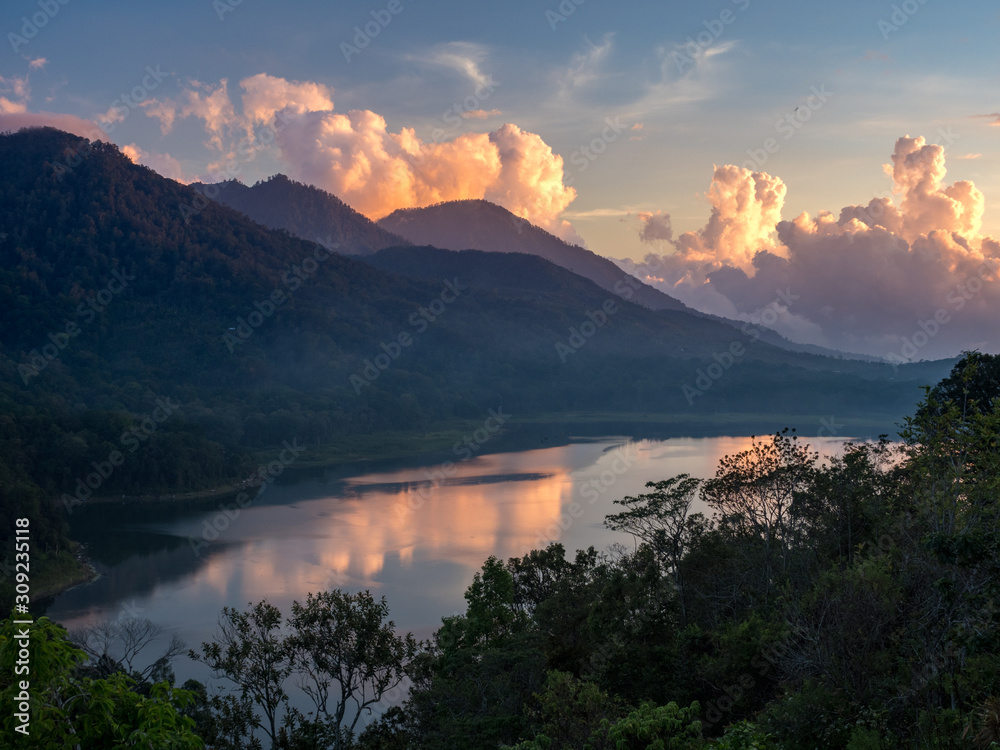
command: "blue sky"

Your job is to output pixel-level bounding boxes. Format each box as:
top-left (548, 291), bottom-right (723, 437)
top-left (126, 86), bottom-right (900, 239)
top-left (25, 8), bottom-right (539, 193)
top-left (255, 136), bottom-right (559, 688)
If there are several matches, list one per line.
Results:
top-left (3, 0), bottom-right (1000, 358)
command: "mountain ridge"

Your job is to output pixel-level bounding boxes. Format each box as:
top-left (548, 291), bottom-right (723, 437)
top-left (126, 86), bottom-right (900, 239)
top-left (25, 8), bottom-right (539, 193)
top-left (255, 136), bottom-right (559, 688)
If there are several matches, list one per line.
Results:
top-left (377, 199), bottom-right (695, 313)
top-left (194, 174), bottom-right (409, 255)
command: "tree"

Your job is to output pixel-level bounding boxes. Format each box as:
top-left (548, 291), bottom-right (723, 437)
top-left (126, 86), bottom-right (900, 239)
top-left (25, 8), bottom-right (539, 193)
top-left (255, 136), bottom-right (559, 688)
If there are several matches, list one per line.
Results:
top-left (440, 556), bottom-right (528, 652)
top-left (73, 615), bottom-right (185, 682)
top-left (0, 614), bottom-right (202, 748)
top-left (502, 670), bottom-right (624, 750)
top-left (605, 475), bottom-right (706, 624)
top-left (190, 600), bottom-right (291, 747)
top-left (701, 430), bottom-right (818, 606)
top-left (919, 350), bottom-right (1000, 422)
top-left (285, 589), bottom-right (418, 749)
top-left (795, 438), bottom-right (899, 567)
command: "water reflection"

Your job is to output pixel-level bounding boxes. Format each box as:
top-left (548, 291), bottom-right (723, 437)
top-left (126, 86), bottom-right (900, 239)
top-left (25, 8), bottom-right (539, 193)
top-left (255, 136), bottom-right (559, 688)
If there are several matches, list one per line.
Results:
top-left (46, 435), bottom-right (853, 683)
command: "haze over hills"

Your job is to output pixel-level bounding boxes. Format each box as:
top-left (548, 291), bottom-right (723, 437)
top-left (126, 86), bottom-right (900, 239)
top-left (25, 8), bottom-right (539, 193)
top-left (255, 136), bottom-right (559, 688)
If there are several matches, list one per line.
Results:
top-left (192, 175), bottom-right (882, 362)
top-left (378, 199), bottom-right (694, 313)
top-left (378, 199), bottom-right (891, 362)
top-left (194, 174), bottom-right (409, 255)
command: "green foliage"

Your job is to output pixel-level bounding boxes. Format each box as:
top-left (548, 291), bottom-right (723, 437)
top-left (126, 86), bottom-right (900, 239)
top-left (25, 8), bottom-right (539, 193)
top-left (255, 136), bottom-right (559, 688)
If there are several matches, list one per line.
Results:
top-left (0, 615), bottom-right (202, 748)
top-left (713, 720), bottom-right (778, 750)
top-left (502, 670), bottom-right (622, 750)
top-left (450, 555), bottom-right (529, 650)
top-left (603, 700), bottom-right (703, 749)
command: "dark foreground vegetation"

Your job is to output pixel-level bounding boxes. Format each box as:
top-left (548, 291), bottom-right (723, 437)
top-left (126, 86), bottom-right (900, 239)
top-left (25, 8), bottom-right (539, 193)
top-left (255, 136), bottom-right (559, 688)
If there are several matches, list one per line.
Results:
top-left (3, 352), bottom-right (1000, 748)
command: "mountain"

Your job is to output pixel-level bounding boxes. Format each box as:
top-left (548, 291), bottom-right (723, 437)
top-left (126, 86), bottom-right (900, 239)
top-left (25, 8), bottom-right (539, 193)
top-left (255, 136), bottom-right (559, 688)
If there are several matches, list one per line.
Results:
top-left (377, 199), bottom-right (694, 313)
top-left (378, 199), bottom-right (888, 362)
top-left (0, 128), bottom-right (954, 511)
top-left (193, 174), bottom-right (408, 255)
top-left (362, 246), bottom-right (950, 385)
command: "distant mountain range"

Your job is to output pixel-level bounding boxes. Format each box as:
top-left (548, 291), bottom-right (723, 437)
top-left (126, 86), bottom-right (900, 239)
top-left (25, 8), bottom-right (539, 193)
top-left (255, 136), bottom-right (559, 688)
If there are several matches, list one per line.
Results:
top-left (378, 199), bottom-right (694, 313)
top-left (197, 180), bottom-right (876, 362)
top-left (0, 128), bottom-right (955, 514)
top-left (194, 174), bottom-right (408, 255)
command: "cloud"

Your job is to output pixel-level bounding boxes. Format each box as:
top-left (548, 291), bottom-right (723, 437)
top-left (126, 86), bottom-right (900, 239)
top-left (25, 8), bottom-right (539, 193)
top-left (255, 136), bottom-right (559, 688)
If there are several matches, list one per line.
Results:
top-left (619, 136), bottom-right (1000, 360)
top-left (138, 98), bottom-right (178, 135)
top-left (0, 98), bottom-right (27, 115)
top-left (180, 79), bottom-right (238, 150)
top-left (416, 42), bottom-right (494, 89)
top-left (0, 111), bottom-right (99, 138)
top-left (461, 108), bottom-right (501, 120)
top-left (971, 112), bottom-right (1000, 126)
top-left (121, 143), bottom-right (187, 182)
top-left (137, 79), bottom-right (237, 149)
top-left (672, 164), bottom-right (786, 268)
top-left (0, 74), bottom-right (30, 113)
top-left (240, 73), bottom-right (334, 125)
top-left (27, 57), bottom-right (47, 70)
top-left (564, 208), bottom-right (633, 219)
top-left (484, 124), bottom-right (577, 237)
top-left (637, 211), bottom-right (672, 244)
top-left (137, 73), bottom-right (579, 236)
top-left (276, 108), bottom-right (503, 219)
top-left (0, 72), bottom-right (101, 139)
top-left (559, 34), bottom-right (615, 94)
top-left (956, 153), bottom-right (982, 160)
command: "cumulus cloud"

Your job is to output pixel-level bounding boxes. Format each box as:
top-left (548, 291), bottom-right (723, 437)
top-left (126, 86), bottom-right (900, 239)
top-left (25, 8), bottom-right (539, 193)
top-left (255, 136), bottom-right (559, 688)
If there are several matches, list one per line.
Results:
top-left (240, 73), bottom-right (333, 125)
top-left (484, 124), bottom-right (577, 235)
top-left (638, 211), bottom-right (672, 244)
top-left (136, 73), bottom-right (579, 235)
top-left (670, 164), bottom-right (786, 269)
top-left (619, 136), bottom-right (1000, 361)
top-left (277, 109), bottom-right (502, 218)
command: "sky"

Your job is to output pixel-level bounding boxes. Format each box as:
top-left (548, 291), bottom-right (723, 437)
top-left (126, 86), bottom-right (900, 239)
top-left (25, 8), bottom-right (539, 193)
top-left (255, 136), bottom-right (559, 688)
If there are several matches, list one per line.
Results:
top-left (1, 0), bottom-right (998, 359)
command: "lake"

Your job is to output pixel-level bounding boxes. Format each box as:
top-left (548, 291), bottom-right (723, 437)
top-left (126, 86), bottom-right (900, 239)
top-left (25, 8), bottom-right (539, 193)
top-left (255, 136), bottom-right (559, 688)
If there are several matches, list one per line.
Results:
top-left (43, 431), bottom-right (860, 691)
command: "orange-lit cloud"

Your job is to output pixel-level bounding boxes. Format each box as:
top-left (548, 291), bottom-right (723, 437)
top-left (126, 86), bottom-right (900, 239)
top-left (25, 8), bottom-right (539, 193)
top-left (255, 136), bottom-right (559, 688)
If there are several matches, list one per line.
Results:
top-left (620, 136), bottom-right (1000, 359)
top-left (971, 112), bottom-right (1000, 126)
top-left (279, 108), bottom-right (506, 218)
top-left (239, 73), bottom-right (334, 125)
top-left (0, 72), bottom-right (103, 139)
top-left (483, 123), bottom-right (577, 236)
top-left (671, 164), bottom-right (787, 269)
top-left (460, 108), bottom-right (501, 119)
top-left (140, 74), bottom-right (579, 236)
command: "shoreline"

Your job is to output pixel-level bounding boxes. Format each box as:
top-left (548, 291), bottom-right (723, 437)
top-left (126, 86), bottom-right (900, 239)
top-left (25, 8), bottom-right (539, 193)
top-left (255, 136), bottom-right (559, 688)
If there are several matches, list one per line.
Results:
top-left (40, 411), bottom-right (905, 601)
top-left (64, 411), bottom-right (903, 509)
top-left (31, 543), bottom-right (99, 602)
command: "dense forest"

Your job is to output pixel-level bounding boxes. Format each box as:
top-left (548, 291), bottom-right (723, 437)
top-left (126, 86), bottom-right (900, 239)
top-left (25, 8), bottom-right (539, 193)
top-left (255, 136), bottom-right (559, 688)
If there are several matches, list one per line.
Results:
top-left (4, 352), bottom-right (1000, 748)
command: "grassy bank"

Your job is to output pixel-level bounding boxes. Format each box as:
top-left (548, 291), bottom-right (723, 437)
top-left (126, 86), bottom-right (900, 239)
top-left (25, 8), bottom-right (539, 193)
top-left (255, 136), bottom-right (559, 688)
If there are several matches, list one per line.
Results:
top-left (0, 544), bottom-right (96, 611)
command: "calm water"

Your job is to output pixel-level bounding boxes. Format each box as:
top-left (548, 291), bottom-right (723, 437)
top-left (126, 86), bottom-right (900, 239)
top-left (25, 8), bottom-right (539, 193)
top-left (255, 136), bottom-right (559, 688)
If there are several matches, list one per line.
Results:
top-left (45, 434), bottom-right (854, 689)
